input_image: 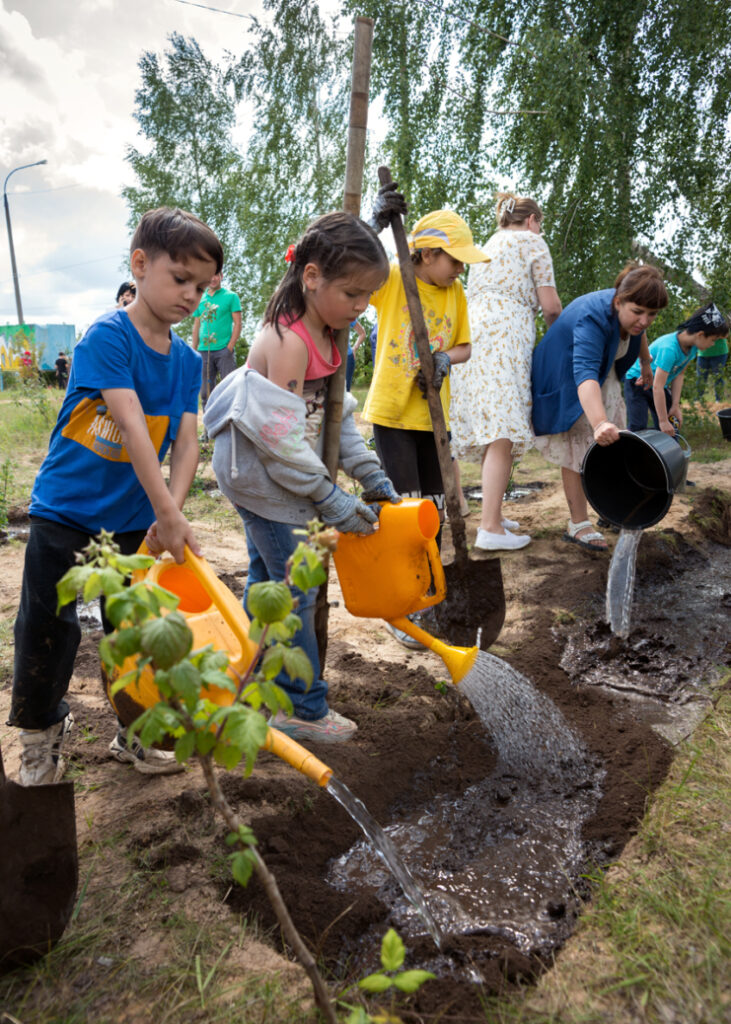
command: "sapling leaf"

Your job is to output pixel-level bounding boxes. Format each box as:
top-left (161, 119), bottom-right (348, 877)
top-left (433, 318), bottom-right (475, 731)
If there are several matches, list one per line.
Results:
top-left (82, 571), bottom-right (102, 603)
top-left (99, 567), bottom-right (125, 595)
top-left (196, 732), bottom-right (216, 755)
top-left (248, 581), bottom-right (293, 623)
top-left (104, 594), bottom-right (134, 628)
top-left (380, 928), bottom-right (405, 971)
top-left (140, 611), bottom-right (192, 669)
top-left (392, 970), bottom-right (436, 993)
top-left (261, 644), bottom-right (285, 679)
top-left (282, 647), bottom-right (313, 686)
top-left (113, 553), bottom-right (154, 573)
top-left (290, 560), bottom-right (327, 592)
top-left (109, 664), bottom-right (150, 697)
top-left (344, 1008), bottom-right (370, 1024)
top-left (213, 741), bottom-right (242, 770)
top-left (168, 660), bottom-right (202, 709)
top-left (357, 972), bottom-right (392, 993)
top-left (56, 565), bottom-right (91, 610)
top-left (175, 731), bottom-right (196, 763)
top-left (230, 849), bottom-right (255, 887)
top-left (111, 626), bottom-right (142, 661)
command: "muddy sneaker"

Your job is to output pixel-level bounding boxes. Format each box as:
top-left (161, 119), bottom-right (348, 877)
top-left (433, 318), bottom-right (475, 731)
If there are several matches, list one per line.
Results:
top-left (268, 708), bottom-right (357, 743)
top-left (19, 713), bottom-right (74, 787)
top-left (109, 730), bottom-right (184, 775)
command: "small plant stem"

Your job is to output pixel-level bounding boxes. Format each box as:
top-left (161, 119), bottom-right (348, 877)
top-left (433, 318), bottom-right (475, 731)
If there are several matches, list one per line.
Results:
top-left (199, 754), bottom-right (337, 1024)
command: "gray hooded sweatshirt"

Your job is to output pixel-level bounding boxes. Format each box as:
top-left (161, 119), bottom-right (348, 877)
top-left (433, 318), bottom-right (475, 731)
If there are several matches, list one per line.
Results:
top-left (203, 367), bottom-right (382, 525)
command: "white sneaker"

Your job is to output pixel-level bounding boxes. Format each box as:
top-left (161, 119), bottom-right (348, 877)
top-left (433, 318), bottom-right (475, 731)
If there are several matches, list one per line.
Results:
top-left (501, 517), bottom-right (520, 531)
top-left (19, 713), bottom-right (74, 786)
top-left (109, 730), bottom-right (185, 775)
top-left (475, 528), bottom-right (531, 551)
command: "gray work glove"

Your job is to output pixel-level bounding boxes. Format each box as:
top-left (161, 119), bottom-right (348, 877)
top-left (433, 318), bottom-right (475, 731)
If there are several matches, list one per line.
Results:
top-left (416, 350), bottom-right (451, 396)
top-left (369, 181), bottom-right (408, 233)
top-left (359, 469), bottom-right (402, 505)
top-left (314, 484), bottom-right (380, 535)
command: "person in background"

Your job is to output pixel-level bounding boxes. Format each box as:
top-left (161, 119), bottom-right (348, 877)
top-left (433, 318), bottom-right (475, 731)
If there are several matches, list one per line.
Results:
top-left (116, 281), bottom-right (136, 307)
top-left (10, 207), bottom-right (222, 786)
top-left (192, 270), bottom-right (242, 410)
top-left (54, 350), bottom-right (69, 389)
top-left (451, 192), bottom-right (562, 552)
top-left (624, 302), bottom-right (729, 434)
top-left (532, 264), bottom-right (666, 552)
top-left (695, 311), bottom-right (729, 402)
top-left (346, 319), bottom-right (367, 391)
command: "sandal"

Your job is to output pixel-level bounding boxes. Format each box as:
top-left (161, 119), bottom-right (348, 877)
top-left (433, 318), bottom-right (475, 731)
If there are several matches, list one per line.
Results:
top-left (563, 519), bottom-right (608, 551)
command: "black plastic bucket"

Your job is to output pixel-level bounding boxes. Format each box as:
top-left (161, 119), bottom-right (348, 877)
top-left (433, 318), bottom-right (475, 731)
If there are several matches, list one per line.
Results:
top-left (718, 408), bottom-right (731, 441)
top-left (581, 429), bottom-right (686, 529)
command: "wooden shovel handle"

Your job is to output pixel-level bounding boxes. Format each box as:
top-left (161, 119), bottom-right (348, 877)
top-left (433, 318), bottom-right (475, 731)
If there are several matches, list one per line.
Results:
top-left (377, 166), bottom-right (468, 563)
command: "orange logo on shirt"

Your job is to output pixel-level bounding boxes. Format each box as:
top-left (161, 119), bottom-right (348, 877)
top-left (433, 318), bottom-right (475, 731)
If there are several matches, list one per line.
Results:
top-left (61, 397), bottom-right (169, 462)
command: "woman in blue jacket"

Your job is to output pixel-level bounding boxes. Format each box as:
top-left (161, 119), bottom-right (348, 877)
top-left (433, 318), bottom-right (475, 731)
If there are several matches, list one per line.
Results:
top-left (532, 264), bottom-right (667, 550)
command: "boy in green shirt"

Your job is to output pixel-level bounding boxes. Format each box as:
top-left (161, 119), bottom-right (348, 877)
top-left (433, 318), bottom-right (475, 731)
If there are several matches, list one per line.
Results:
top-left (192, 271), bottom-right (242, 407)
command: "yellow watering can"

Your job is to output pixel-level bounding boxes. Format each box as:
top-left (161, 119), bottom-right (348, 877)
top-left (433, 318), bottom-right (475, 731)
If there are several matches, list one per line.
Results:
top-left (332, 499), bottom-right (478, 685)
top-left (105, 545), bottom-right (335, 786)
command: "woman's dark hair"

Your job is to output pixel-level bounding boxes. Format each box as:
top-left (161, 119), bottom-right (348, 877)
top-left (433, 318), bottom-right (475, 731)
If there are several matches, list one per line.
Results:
top-left (264, 212), bottom-right (389, 334)
top-left (614, 262), bottom-right (668, 310)
top-left (677, 302), bottom-right (729, 338)
top-left (130, 207), bottom-right (223, 274)
top-left (116, 281), bottom-right (135, 302)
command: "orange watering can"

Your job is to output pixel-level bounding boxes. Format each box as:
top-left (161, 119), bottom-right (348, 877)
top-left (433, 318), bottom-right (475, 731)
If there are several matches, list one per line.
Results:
top-left (106, 545), bottom-right (336, 785)
top-left (106, 544), bottom-right (260, 725)
top-left (332, 499), bottom-right (478, 685)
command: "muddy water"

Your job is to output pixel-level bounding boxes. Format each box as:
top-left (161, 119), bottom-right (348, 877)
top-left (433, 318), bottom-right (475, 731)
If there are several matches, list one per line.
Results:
top-left (562, 541), bottom-right (730, 742)
top-left (329, 653), bottom-right (602, 970)
top-left (605, 528), bottom-right (642, 637)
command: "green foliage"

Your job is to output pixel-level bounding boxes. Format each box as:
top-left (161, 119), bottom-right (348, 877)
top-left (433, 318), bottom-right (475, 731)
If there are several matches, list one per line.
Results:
top-left (340, 928), bottom-right (435, 1022)
top-left (0, 458), bottom-right (15, 529)
top-left (56, 524), bottom-right (331, 882)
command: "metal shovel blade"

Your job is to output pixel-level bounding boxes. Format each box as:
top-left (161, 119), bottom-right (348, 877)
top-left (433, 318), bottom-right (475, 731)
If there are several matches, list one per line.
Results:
top-left (0, 746), bottom-right (78, 969)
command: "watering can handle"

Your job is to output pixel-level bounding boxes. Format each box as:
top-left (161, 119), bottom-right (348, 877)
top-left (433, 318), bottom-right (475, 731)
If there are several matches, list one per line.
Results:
top-left (138, 541), bottom-right (255, 668)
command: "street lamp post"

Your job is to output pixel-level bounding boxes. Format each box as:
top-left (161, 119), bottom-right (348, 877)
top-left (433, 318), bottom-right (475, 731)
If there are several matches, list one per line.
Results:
top-left (3, 159), bottom-right (47, 325)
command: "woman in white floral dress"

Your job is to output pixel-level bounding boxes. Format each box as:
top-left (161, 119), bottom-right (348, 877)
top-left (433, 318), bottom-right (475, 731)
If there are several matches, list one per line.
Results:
top-left (451, 193), bottom-right (562, 551)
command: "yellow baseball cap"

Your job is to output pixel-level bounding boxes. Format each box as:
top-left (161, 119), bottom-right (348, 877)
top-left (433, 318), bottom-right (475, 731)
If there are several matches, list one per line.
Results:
top-left (408, 210), bottom-right (489, 263)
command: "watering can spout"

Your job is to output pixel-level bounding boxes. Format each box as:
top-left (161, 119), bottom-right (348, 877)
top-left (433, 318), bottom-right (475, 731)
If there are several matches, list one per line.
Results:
top-left (388, 617), bottom-right (478, 685)
top-left (264, 727), bottom-right (333, 787)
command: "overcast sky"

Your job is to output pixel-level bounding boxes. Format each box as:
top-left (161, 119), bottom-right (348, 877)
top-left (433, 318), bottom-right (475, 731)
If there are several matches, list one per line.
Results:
top-left (0, 0), bottom-right (265, 334)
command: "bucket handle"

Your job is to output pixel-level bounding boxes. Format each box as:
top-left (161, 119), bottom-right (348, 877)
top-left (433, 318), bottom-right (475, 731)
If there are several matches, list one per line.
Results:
top-left (139, 542), bottom-right (255, 672)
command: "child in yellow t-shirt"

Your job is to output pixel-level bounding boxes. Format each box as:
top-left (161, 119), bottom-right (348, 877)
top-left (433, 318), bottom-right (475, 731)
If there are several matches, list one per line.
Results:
top-left (363, 209), bottom-right (488, 525)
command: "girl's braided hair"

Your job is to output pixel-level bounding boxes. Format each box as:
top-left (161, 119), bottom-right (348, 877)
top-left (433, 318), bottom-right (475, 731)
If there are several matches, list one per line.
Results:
top-left (265, 211), bottom-right (389, 336)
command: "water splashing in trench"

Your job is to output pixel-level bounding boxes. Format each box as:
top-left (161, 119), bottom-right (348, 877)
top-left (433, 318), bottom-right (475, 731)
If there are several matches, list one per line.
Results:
top-left (605, 528), bottom-right (643, 638)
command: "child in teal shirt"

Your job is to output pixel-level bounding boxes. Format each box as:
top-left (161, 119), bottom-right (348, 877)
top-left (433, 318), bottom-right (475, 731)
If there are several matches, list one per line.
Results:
top-left (624, 302), bottom-right (728, 435)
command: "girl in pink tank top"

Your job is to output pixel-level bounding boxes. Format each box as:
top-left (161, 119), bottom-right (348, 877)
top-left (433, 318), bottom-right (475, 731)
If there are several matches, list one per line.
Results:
top-left (227, 211), bottom-right (402, 743)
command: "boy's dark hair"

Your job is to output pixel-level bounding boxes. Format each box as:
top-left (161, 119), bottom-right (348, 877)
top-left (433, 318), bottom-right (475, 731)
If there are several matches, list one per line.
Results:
top-left (130, 207), bottom-right (224, 274)
top-left (411, 247), bottom-right (443, 266)
top-left (265, 211), bottom-right (389, 336)
top-left (614, 262), bottom-right (668, 311)
top-left (677, 302), bottom-right (729, 338)
top-left (116, 281), bottom-right (135, 302)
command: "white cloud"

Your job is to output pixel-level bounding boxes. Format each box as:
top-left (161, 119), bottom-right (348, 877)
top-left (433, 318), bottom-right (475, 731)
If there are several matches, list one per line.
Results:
top-left (0, 0), bottom-right (260, 328)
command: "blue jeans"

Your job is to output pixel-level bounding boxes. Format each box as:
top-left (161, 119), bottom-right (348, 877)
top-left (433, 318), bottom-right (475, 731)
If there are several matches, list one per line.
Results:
top-left (624, 379), bottom-right (672, 432)
top-left (346, 345), bottom-right (355, 391)
top-left (236, 507), bottom-right (328, 721)
top-left (696, 353), bottom-right (727, 401)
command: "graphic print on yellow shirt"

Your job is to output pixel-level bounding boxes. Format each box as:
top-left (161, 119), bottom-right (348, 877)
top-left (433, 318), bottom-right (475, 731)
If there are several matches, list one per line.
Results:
top-left (61, 396), bottom-right (169, 462)
top-left (363, 263), bottom-right (470, 431)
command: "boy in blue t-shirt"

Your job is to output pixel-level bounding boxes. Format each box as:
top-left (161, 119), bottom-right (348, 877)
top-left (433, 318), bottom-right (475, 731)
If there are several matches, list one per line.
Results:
top-left (10, 207), bottom-right (223, 786)
top-left (624, 302), bottom-right (729, 434)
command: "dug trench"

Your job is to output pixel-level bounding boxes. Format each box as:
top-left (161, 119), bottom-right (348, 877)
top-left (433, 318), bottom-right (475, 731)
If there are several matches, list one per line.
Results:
top-left (0, 481), bottom-right (728, 1020)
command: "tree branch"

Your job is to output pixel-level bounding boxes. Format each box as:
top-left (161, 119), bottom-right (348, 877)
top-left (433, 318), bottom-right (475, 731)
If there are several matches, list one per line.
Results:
top-left (630, 241), bottom-right (710, 300)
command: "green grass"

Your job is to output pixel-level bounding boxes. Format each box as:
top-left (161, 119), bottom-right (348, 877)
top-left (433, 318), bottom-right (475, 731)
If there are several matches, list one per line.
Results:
top-left (482, 687), bottom-right (731, 1024)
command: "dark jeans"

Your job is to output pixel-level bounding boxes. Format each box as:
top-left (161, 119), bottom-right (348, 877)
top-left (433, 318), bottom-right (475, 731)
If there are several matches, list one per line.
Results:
top-left (10, 517), bottom-right (145, 730)
top-left (624, 379), bottom-right (672, 432)
top-left (200, 347), bottom-right (236, 407)
top-left (236, 506), bottom-right (328, 721)
top-left (373, 424), bottom-right (445, 511)
top-left (346, 345), bottom-right (355, 391)
top-left (696, 353), bottom-right (727, 401)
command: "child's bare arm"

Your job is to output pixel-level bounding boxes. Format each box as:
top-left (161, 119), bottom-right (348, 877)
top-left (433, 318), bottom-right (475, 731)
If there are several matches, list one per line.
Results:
top-left (102, 388), bottom-right (198, 563)
top-left (249, 325), bottom-right (309, 396)
top-left (651, 368), bottom-right (675, 435)
top-left (668, 371), bottom-right (685, 426)
top-left (448, 342), bottom-right (471, 365)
